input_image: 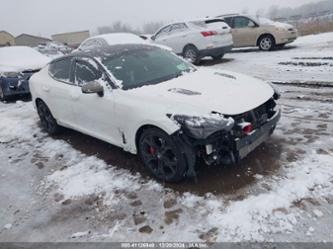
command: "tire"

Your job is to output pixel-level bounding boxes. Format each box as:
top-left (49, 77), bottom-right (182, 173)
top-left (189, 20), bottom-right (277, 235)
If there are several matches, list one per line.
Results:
top-left (183, 45), bottom-right (200, 64)
top-left (212, 53), bottom-right (224, 60)
top-left (36, 100), bottom-right (61, 135)
top-left (0, 85), bottom-right (7, 102)
top-left (138, 128), bottom-right (187, 182)
top-left (276, 44), bottom-right (286, 49)
top-left (258, 35), bottom-right (275, 51)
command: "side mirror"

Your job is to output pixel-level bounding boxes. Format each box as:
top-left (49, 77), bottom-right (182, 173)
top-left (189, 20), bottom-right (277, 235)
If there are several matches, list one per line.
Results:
top-left (139, 35), bottom-right (148, 40)
top-left (81, 81), bottom-right (104, 97)
top-left (151, 35), bottom-right (156, 41)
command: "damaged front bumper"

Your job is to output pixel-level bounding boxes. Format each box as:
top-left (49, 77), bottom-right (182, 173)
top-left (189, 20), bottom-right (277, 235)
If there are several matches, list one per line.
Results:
top-left (235, 107), bottom-right (281, 159)
top-left (174, 101), bottom-right (281, 167)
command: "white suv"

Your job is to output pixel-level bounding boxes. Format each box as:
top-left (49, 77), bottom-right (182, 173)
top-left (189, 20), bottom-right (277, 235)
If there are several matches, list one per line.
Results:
top-left (149, 18), bottom-right (233, 64)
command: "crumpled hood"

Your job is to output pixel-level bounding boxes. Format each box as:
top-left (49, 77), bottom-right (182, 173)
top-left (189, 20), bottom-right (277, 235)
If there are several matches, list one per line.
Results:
top-left (126, 69), bottom-right (274, 115)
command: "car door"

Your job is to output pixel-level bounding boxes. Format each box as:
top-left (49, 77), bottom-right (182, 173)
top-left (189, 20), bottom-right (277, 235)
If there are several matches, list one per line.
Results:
top-left (163, 23), bottom-right (190, 54)
top-left (46, 56), bottom-right (77, 127)
top-left (231, 16), bottom-right (259, 47)
top-left (71, 57), bottom-right (122, 147)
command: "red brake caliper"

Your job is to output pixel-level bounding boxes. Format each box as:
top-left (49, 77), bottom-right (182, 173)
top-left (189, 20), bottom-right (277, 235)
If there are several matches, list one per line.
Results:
top-left (149, 147), bottom-right (156, 155)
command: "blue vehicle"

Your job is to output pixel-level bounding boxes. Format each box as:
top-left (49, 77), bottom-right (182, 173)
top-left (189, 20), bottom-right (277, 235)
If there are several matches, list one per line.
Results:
top-left (0, 46), bottom-right (49, 101)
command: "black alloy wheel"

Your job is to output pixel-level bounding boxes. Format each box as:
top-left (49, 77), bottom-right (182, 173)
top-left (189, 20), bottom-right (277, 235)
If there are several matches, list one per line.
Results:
top-left (138, 128), bottom-right (187, 182)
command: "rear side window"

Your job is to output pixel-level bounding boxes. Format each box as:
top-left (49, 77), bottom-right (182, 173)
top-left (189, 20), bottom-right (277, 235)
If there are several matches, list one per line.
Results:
top-left (233, 16), bottom-right (255, 28)
top-left (80, 39), bottom-right (106, 50)
top-left (49, 57), bottom-right (72, 82)
top-left (80, 40), bottom-right (95, 50)
top-left (154, 25), bottom-right (172, 39)
top-left (170, 23), bottom-right (188, 33)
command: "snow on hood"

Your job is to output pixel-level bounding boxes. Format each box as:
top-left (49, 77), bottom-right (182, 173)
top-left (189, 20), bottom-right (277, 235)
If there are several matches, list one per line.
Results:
top-left (255, 17), bottom-right (294, 29)
top-left (268, 21), bottom-right (293, 29)
top-left (126, 69), bottom-right (274, 115)
top-left (0, 46), bottom-right (50, 72)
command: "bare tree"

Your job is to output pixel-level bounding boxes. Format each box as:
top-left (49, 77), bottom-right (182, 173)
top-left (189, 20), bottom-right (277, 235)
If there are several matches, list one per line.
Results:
top-left (256, 8), bottom-right (265, 18)
top-left (96, 20), bottom-right (167, 35)
top-left (97, 21), bottom-right (140, 35)
top-left (267, 5), bottom-right (279, 19)
top-left (241, 7), bottom-right (249, 14)
top-left (142, 21), bottom-right (165, 34)
top-left (265, 0), bottom-right (333, 20)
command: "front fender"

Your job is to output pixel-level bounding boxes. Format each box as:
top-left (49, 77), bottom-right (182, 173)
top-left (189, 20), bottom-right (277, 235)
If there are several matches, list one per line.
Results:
top-left (124, 117), bottom-right (180, 154)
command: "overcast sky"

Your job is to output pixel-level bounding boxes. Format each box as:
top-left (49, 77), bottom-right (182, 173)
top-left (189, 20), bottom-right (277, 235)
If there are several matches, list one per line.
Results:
top-left (1, 0), bottom-right (322, 37)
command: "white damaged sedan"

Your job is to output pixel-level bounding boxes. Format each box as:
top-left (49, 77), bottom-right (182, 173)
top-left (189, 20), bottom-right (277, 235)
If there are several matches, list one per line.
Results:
top-left (30, 43), bottom-right (280, 182)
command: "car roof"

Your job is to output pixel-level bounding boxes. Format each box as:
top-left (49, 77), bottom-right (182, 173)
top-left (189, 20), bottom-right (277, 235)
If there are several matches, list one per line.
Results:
top-left (71, 43), bottom-right (160, 60)
top-left (84, 33), bottom-right (147, 46)
top-left (186, 17), bottom-right (226, 23)
top-left (157, 17), bottom-right (226, 31)
top-left (216, 13), bottom-right (240, 18)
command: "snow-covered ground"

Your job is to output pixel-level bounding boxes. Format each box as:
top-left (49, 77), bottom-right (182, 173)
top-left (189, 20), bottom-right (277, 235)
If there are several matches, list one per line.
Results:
top-left (206, 32), bottom-right (333, 85)
top-left (0, 32), bottom-right (333, 243)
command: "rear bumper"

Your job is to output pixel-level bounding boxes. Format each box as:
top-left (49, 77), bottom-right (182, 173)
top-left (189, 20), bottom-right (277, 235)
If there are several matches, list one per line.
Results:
top-left (199, 45), bottom-right (233, 57)
top-left (0, 78), bottom-right (30, 97)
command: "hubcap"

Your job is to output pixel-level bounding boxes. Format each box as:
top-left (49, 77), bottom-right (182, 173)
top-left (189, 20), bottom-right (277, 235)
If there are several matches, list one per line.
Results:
top-left (141, 134), bottom-right (178, 179)
top-left (260, 37), bottom-right (272, 50)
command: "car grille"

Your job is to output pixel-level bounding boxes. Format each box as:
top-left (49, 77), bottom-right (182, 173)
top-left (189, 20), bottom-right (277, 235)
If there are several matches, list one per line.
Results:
top-left (229, 98), bottom-right (277, 137)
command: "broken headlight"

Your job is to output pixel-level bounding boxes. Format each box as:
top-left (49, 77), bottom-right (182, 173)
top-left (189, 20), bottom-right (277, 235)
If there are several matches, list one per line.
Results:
top-left (169, 113), bottom-right (234, 139)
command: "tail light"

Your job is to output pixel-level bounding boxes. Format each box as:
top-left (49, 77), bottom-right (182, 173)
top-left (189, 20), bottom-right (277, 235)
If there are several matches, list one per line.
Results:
top-left (243, 123), bottom-right (253, 135)
top-left (201, 31), bottom-right (218, 37)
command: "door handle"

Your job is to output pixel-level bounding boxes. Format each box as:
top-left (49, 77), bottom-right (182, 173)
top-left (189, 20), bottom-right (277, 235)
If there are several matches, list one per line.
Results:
top-left (42, 86), bottom-right (50, 92)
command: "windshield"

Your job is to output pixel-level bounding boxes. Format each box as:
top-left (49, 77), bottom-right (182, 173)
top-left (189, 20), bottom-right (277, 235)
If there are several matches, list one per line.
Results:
top-left (101, 47), bottom-right (195, 90)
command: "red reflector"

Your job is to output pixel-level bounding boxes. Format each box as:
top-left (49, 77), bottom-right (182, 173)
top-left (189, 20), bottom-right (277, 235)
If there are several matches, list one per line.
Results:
top-left (201, 31), bottom-right (218, 37)
top-left (243, 124), bottom-right (253, 135)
